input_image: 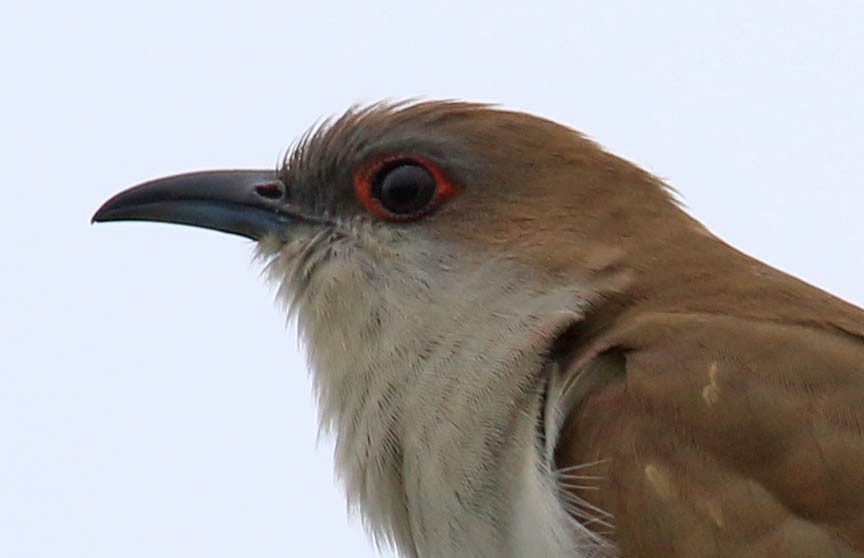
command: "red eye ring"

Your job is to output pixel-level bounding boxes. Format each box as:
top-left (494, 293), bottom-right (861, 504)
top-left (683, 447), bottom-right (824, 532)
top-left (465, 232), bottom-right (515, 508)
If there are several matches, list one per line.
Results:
top-left (353, 155), bottom-right (460, 221)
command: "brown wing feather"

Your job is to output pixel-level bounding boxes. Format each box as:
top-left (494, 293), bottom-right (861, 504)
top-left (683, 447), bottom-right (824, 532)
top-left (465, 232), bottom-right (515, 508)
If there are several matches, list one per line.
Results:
top-left (555, 311), bottom-right (864, 557)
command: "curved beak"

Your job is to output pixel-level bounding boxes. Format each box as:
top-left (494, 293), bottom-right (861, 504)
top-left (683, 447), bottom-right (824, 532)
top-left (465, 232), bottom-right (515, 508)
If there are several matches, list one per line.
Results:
top-left (92, 170), bottom-right (301, 240)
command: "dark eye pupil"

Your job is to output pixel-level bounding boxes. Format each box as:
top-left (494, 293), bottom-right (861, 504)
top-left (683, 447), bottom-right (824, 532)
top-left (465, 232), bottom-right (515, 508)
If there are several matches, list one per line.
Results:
top-left (373, 162), bottom-right (437, 215)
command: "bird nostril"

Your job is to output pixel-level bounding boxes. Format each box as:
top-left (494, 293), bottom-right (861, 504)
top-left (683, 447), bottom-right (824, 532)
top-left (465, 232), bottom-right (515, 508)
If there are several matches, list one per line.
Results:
top-left (254, 181), bottom-right (285, 200)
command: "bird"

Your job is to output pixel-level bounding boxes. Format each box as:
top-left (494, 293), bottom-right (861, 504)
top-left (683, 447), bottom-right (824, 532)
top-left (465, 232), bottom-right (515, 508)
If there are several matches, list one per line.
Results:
top-left (93, 101), bottom-right (864, 557)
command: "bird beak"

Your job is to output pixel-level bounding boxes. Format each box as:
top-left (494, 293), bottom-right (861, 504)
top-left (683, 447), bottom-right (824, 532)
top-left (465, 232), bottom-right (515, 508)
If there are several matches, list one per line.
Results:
top-left (92, 170), bottom-right (299, 240)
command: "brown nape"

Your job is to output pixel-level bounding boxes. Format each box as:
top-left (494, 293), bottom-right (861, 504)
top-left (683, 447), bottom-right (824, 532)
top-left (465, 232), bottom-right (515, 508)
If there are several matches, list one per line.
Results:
top-left (543, 160), bottom-right (864, 555)
top-left (429, 104), bottom-right (864, 341)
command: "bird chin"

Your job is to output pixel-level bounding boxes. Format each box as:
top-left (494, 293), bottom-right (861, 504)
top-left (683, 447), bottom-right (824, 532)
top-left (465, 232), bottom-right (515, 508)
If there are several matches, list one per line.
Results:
top-left (255, 228), bottom-right (333, 313)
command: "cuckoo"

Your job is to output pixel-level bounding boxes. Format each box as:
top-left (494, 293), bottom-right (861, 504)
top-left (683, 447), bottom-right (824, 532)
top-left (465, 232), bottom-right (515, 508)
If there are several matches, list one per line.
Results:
top-left (93, 101), bottom-right (864, 557)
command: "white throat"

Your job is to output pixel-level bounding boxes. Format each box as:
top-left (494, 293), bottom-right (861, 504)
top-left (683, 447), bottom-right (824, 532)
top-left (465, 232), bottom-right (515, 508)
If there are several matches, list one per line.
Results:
top-left (259, 225), bottom-right (613, 558)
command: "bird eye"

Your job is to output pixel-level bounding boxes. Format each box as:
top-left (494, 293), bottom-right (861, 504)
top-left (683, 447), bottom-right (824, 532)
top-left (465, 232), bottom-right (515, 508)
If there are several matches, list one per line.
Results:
top-left (353, 156), bottom-right (459, 221)
top-left (373, 162), bottom-right (436, 215)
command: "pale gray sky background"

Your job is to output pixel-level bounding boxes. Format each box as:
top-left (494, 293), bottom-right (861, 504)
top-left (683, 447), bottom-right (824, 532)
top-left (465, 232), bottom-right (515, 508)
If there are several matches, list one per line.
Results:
top-left (2, 1), bottom-right (863, 556)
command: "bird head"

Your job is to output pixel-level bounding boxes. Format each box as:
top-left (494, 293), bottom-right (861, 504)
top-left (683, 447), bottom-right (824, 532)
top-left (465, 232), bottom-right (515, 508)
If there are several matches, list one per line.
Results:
top-left (94, 100), bottom-right (697, 325)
